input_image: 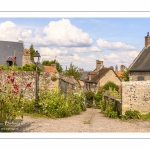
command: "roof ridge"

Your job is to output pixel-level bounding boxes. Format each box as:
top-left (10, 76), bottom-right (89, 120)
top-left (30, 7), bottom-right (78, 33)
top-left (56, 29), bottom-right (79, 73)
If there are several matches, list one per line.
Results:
top-left (128, 46), bottom-right (145, 70)
top-left (0, 40), bottom-right (23, 43)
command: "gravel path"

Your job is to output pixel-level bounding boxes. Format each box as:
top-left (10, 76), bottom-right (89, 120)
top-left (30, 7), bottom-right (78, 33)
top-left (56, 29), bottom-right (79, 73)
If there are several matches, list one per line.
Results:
top-left (18, 108), bottom-right (150, 132)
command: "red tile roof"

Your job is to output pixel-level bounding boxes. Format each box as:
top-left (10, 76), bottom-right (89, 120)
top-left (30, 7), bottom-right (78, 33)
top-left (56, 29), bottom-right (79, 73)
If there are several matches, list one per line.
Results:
top-left (44, 66), bottom-right (58, 73)
top-left (117, 71), bottom-right (123, 77)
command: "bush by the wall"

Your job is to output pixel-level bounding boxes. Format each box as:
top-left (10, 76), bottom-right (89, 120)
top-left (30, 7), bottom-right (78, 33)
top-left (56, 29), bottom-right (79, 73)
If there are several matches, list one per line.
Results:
top-left (23, 88), bottom-right (86, 118)
top-left (123, 110), bottom-right (142, 119)
top-left (102, 81), bottom-right (119, 91)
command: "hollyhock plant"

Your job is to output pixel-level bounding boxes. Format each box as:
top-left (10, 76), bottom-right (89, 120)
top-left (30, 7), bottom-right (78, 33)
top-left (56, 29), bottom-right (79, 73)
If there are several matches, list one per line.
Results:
top-left (0, 70), bottom-right (32, 131)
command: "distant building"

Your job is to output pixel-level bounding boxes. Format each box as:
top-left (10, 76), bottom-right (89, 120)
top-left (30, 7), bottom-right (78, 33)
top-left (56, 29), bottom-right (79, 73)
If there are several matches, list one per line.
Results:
top-left (83, 60), bottom-right (121, 92)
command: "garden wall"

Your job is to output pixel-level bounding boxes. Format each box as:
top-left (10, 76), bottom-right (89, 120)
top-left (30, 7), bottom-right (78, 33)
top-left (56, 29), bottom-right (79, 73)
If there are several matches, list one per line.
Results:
top-left (122, 81), bottom-right (150, 114)
top-left (0, 70), bottom-right (80, 100)
top-left (0, 71), bottom-right (59, 100)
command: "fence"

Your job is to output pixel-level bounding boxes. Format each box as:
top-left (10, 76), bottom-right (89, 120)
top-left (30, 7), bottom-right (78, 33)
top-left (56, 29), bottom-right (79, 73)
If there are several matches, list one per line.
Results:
top-left (103, 91), bottom-right (122, 115)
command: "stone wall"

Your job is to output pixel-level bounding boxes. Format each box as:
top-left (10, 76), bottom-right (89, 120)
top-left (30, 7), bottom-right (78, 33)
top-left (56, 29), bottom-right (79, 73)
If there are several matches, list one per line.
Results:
top-left (129, 72), bottom-right (150, 81)
top-left (122, 81), bottom-right (150, 114)
top-left (0, 70), bottom-right (59, 100)
top-left (0, 70), bottom-right (80, 100)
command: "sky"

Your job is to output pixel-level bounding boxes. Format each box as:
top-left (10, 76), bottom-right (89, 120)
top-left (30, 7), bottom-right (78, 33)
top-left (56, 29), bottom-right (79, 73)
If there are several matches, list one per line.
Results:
top-left (0, 18), bottom-right (150, 71)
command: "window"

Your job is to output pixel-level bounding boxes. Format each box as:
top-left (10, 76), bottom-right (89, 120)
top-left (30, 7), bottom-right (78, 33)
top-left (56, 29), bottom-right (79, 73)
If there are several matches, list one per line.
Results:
top-left (137, 76), bottom-right (144, 81)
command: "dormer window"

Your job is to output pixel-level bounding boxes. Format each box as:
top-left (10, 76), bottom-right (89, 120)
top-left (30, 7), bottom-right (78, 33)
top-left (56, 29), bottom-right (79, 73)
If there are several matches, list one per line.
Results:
top-left (6, 56), bottom-right (13, 66)
top-left (6, 56), bottom-right (16, 66)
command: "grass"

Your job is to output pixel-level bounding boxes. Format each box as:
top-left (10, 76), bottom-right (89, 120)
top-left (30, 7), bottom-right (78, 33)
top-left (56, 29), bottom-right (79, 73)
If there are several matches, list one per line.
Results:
top-left (83, 120), bottom-right (91, 124)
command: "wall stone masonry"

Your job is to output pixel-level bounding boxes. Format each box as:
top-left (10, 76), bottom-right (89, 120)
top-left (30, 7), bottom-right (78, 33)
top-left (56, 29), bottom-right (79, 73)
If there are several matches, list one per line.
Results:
top-left (129, 72), bottom-right (150, 81)
top-left (122, 81), bottom-right (150, 114)
top-left (0, 70), bottom-right (80, 100)
top-left (0, 70), bottom-right (59, 100)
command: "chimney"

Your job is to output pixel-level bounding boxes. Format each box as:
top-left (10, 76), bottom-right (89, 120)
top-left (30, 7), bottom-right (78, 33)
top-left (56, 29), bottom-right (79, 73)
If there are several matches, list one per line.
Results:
top-left (96, 60), bottom-right (103, 71)
top-left (115, 65), bottom-right (118, 73)
top-left (110, 66), bottom-right (114, 70)
top-left (120, 65), bottom-right (125, 71)
top-left (145, 32), bottom-right (150, 47)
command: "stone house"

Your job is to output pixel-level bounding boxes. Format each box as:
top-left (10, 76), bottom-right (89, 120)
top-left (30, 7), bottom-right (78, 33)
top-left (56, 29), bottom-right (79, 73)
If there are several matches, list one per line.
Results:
top-left (83, 60), bottom-right (121, 92)
top-left (129, 32), bottom-right (150, 81)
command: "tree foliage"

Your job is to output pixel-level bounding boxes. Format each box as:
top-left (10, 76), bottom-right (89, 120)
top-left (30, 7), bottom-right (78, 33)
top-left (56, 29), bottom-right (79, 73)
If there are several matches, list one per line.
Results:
top-left (64, 62), bottom-right (80, 80)
top-left (29, 44), bottom-right (35, 61)
top-left (121, 68), bottom-right (129, 81)
top-left (102, 81), bottom-right (119, 91)
top-left (42, 60), bottom-right (63, 73)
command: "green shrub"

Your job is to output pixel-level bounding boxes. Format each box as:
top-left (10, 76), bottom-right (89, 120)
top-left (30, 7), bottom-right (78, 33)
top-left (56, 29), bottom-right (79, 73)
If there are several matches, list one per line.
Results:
top-left (102, 81), bottom-right (119, 91)
top-left (124, 110), bottom-right (141, 119)
top-left (103, 105), bottom-right (117, 118)
top-left (22, 64), bottom-right (43, 72)
top-left (24, 88), bottom-right (86, 118)
top-left (51, 75), bottom-right (57, 82)
top-left (84, 91), bottom-right (94, 108)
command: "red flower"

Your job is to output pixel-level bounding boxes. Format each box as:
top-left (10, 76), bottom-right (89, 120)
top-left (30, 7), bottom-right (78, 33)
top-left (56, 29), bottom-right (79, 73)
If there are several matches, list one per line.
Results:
top-left (13, 84), bottom-right (19, 90)
top-left (11, 78), bottom-right (14, 83)
top-left (26, 82), bottom-right (32, 88)
top-left (7, 75), bottom-right (11, 79)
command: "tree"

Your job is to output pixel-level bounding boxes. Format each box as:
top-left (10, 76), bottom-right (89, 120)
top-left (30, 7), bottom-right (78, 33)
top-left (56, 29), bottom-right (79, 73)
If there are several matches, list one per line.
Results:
top-left (42, 60), bottom-right (63, 73)
top-left (121, 68), bottom-right (129, 81)
top-left (64, 62), bottom-right (80, 80)
top-left (29, 44), bottom-right (35, 60)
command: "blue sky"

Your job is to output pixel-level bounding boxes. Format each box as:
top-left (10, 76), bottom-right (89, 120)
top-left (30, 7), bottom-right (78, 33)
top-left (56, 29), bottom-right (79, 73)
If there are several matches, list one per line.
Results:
top-left (0, 18), bottom-right (150, 71)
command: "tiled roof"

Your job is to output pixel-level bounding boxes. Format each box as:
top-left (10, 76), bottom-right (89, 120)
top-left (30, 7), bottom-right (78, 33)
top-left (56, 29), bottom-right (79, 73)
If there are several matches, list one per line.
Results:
top-left (59, 74), bottom-right (78, 85)
top-left (129, 46), bottom-right (150, 72)
top-left (84, 68), bottom-right (120, 83)
top-left (0, 40), bottom-right (24, 66)
top-left (44, 66), bottom-right (58, 73)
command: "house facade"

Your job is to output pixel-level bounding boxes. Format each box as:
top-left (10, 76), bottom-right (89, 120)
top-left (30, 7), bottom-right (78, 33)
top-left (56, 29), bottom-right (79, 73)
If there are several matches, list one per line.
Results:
top-left (83, 60), bottom-right (121, 92)
top-left (129, 32), bottom-right (150, 81)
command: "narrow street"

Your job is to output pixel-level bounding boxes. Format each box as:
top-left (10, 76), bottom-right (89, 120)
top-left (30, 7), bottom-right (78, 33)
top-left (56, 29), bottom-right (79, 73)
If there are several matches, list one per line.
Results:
top-left (17, 108), bottom-right (150, 132)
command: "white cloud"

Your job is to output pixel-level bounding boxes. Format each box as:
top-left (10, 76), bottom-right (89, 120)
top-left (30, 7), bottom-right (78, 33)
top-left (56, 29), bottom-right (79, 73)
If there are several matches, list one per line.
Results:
top-left (97, 38), bottom-right (136, 50)
top-left (0, 21), bottom-right (33, 44)
top-left (39, 47), bottom-right (67, 56)
top-left (42, 19), bottom-right (93, 47)
top-left (21, 30), bottom-right (32, 38)
top-left (120, 51), bottom-right (139, 58)
top-left (72, 46), bottom-right (101, 53)
top-left (0, 21), bottom-right (21, 41)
